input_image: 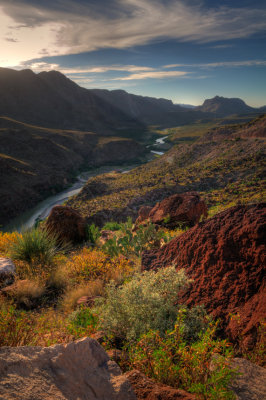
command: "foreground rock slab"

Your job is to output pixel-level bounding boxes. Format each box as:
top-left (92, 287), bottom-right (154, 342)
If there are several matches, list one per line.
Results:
top-left (125, 370), bottom-right (196, 400)
top-left (230, 358), bottom-right (266, 400)
top-left (142, 204), bottom-right (266, 349)
top-left (0, 337), bottom-right (136, 400)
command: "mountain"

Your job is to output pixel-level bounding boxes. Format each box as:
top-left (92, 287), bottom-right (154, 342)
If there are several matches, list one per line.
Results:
top-left (1, 68), bottom-right (263, 135)
top-left (90, 89), bottom-right (186, 124)
top-left (196, 95), bottom-right (255, 115)
top-left (0, 68), bottom-right (144, 135)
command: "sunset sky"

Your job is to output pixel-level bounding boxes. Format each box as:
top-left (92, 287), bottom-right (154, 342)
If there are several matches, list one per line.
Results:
top-left (0, 0), bottom-right (266, 106)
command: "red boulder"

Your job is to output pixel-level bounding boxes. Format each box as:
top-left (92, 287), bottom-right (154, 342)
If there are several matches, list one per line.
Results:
top-left (136, 192), bottom-right (207, 228)
top-left (142, 204), bottom-right (266, 349)
top-left (46, 205), bottom-right (87, 244)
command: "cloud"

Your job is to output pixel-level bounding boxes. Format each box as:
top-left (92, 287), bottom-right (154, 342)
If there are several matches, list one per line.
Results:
top-left (112, 70), bottom-right (188, 80)
top-left (20, 61), bottom-right (155, 74)
top-left (0, 0), bottom-right (266, 61)
top-left (163, 60), bottom-right (266, 69)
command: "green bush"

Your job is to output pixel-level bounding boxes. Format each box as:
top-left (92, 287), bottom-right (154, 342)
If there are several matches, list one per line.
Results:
top-left (102, 221), bottom-right (122, 231)
top-left (85, 224), bottom-right (100, 244)
top-left (9, 228), bottom-right (60, 268)
top-left (95, 266), bottom-right (205, 342)
top-left (102, 221), bottom-right (167, 257)
top-left (67, 307), bottom-right (98, 336)
top-left (128, 318), bottom-right (237, 400)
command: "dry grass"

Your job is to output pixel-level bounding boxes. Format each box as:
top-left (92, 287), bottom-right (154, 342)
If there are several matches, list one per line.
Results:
top-left (3, 278), bottom-right (46, 308)
top-left (61, 279), bottom-right (104, 311)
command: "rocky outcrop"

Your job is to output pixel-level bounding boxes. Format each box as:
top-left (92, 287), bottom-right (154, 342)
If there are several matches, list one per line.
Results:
top-left (0, 337), bottom-right (136, 400)
top-left (136, 193), bottom-right (207, 228)
top-left (142, 204), bottom-right (266, 349)
top-left (46, 205), bottom-right (87, 244)
top-left (125, 370), bottom-right (196, 400)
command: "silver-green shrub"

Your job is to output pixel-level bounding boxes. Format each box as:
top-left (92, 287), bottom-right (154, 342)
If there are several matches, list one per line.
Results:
top-left (95, 266), bottom-right (205, 342)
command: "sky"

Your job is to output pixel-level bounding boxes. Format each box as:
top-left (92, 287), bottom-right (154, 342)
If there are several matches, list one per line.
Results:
top-left (0, 0), bottom-right (266, 106)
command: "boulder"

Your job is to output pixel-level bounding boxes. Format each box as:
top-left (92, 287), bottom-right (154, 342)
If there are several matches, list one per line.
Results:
top-left (136, 192), bottom-right (207, 228)
top-left (0, 257), bottom-right (15, 288)
top-left (45, 205), bottom-right (87, 244)
top-left (142, 204), bottom-right (266, 349)
top-left (135, 206), bottom-right (152, 225)
top-left (0, 337), bottom-right (136, 400)
top-left (0, 257), bottom-right (15, 279)
top-left (125, 370), bottom-right (196, 399)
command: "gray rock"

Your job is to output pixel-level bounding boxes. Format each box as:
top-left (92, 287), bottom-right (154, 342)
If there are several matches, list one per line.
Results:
top-left (0, 337), bottom-right (136, 400)
top-left (230, 358), bottom-right (266, 400)
top-left (0, 257), bottom-right (15, 279)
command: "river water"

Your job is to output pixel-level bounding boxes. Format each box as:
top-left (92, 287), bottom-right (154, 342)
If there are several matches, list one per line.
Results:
top-left (4, 135), bottom-right (169, 232)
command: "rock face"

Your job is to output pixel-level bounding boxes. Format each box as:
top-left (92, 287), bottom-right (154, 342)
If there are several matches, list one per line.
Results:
top-left (125, 370), bottom-right (196, 400)
top-left (0, 337), bottom-right (136, 400)
top-left (46, 205), bottom-right (87, 244)
top-left (136, 193), bottom-right (207, 228)
top-left (142, 204), bottom-right (266, 349)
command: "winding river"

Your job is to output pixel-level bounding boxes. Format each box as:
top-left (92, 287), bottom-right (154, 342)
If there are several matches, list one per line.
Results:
top-left (4, 135), bottom-right (169, 232)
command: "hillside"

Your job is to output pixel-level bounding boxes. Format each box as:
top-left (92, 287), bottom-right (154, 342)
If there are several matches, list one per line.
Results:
top-left (67, 114), bottom-right (266, 225)
top-left (0, 116), bottom-right (145, 226)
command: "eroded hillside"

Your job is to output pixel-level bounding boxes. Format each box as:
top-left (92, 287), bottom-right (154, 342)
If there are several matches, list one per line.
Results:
top-left (0, 117), bottom-right (145, 226)
top-left (67, 115), bottom-right (266, 225)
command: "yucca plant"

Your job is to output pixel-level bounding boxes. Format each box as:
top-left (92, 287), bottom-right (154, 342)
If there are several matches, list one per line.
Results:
top-left (9, 228), bottom-right (61, 271)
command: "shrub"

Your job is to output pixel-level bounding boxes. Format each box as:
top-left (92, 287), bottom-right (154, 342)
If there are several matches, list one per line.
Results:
top-left (102, 222), bottom-right (167, 257)
top-left (85, 224), bottom-right (100, 244)
top-left (65, 248), bottom-right (134, 284)
top-left (8, 228), bottom-right (60, 272)
top-left (0, 304), bottom-right (36, 346)
top-left (128, 318), bottom-right (237, 400)
top-left (67, 307), bottom-right (98, 336)
top-left (102, 221), bottom-right (122, 231)
top-left (95, 266), bottom-right (199, 342)
top-left (0, 231), bottom-right (21, 256)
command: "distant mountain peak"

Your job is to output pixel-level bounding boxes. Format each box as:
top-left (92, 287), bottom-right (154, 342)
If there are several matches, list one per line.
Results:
top-left (196, 95), bottom-right (254, 115)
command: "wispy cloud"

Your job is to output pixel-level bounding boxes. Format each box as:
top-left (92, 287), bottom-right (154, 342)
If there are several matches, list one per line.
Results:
top-left (20, 61), bottom-right (155, 74)
top-left (163, 60), bottom-right (266, 69)
top-left (113, 70), bottom-right (188, 80)
top-left (0, 0), bottom-right (266, 62)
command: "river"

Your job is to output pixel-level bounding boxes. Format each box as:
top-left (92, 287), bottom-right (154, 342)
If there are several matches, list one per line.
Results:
top-left (4, 135), bottom-right (169, 232)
